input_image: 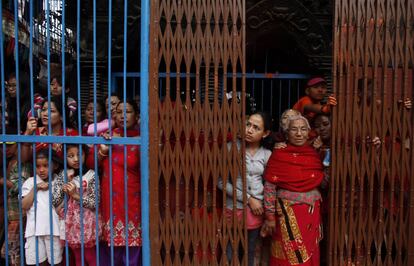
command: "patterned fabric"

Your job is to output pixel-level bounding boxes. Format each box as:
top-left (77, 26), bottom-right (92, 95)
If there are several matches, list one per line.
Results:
top-left (7, 161), bottom-right (32, 221)
top-left (54, 170), bottom-right (102, 248)
top-left (269, 198), bottom-right (322, 266)
top-left (1, 220), bottom-right (24, 266)
top-left (264, 181), bottom-right (276, 218)
top-left (52, 170), bottom-right (98, 210)
top-left (276, 189), bottom-right (321, 206)
top-left (101, 128), bottom-right (142, 247)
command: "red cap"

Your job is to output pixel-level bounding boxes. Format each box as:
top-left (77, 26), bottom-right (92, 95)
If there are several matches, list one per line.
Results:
top-left (307, 77), bottom-right (326, 87)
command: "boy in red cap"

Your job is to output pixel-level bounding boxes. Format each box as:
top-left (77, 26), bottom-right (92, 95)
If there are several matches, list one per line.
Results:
top-left (293, 77), bottom-right (337, 124)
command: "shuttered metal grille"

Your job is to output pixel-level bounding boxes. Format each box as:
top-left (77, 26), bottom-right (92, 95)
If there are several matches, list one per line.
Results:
top-left (149, 0), bottom-right (247, 265)
top-left (330, 0), bottom-right (414, 265)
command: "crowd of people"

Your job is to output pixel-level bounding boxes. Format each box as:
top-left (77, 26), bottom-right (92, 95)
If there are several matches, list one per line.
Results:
top-left (0, 71), bottom-right (142, 266)
top-left (0, 73), bottom-right (411, 266)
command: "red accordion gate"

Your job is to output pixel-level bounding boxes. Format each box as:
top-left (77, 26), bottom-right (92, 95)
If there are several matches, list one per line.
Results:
top-left (330, 0), bottom-right (414, 265)
top-left (148, 0), bottom-right (246, 265)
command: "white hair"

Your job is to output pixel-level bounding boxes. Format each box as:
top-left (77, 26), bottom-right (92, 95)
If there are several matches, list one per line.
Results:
top-left (287, 115), bottom-right (311, 130)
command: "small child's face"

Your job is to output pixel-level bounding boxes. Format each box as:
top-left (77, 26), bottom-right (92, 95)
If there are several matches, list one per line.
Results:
top-left (66, 146), bottom-right (85, 169)
top-left (306, 83), bottom-right (327, 101)
top-left (36, 158), bottom-right (50, 180)
top-left (50, 78), bottom-right (63, 96)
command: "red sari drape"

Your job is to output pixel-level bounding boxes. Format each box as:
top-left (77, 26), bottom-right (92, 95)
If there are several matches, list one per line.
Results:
top-left (265, 144), bottom-right (324, 266)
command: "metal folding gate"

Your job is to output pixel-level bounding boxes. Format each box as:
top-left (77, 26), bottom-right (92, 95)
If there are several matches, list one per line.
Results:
top-left (0, 0), bottom-right (150, 265)
top-left (330, 0), bottom-right (414, 265)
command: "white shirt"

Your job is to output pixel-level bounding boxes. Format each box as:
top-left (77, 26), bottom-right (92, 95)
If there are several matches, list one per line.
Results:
top-left (218, 141), bottom-right (272, 209)
top-left (22, 175), bottom-right (60, 237)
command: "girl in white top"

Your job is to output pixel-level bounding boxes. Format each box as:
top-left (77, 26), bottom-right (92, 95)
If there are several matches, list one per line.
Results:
top-left (22, 149), bottom-right (63, 265)
top-left (218, 112), bottom-right (273, 266)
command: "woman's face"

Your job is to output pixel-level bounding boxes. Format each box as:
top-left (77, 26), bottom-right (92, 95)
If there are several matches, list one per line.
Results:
top-left (116, 102), bottom-right (138, 129)
top-left (245, 114), bottom-right (269, 144)
top-left (85, 102), bottom-right (103, 124)
top-left (41, 102), bottom-right (62, 128)
top-left (280, 109), bottom-right (300, 131)
top-left (314, 115), bottom-right (331, 142)
top-left (287, 119), bottom-right (309, 146)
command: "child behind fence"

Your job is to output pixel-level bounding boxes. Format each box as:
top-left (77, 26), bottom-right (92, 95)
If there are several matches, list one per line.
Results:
top-left (21, 149), bottom-right (63, 266)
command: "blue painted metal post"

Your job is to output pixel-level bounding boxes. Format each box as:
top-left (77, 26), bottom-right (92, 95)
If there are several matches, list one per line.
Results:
top-left (140, 0), bottom-right (151, 265)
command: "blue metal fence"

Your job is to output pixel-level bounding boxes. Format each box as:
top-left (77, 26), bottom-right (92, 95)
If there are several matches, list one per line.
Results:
top-left (0, 0), bottom-right (150, 265)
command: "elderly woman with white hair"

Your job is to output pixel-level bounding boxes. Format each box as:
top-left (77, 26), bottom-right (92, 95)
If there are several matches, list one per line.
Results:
top-left (261, 115), bottom-right (324, 266)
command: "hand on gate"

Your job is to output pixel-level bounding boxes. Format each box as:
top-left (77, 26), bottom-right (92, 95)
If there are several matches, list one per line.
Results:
top-left (327, 94), bottom-right (337, 106)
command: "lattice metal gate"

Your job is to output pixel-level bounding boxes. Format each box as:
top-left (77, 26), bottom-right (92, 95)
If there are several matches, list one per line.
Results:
top-left (148, 0), bottom-right (247, 265)
top-left (329, 0), bottom-right (414, 265)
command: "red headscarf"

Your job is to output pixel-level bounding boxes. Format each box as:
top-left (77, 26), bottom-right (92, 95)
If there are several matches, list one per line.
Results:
top-left (264, 144), bottom-right (324, 192)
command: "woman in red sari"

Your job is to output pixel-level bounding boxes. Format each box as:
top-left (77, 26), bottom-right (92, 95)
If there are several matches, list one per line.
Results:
top-left (262, 115), bottom-right (324, 266)
top-left (98, 99), bottom-right (141, 265)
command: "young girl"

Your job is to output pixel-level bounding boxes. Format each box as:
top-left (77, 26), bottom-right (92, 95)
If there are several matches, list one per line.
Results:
top-left (218, 112), bottom-right (273, 266)
top-left (21, 149), bottom-right (63, 266)
top-left (52, 144), bottom-right (100, 266)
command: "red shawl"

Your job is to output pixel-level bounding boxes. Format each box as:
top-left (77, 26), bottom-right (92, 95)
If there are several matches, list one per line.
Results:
top-left (264, 144), bottom-right (324, 192)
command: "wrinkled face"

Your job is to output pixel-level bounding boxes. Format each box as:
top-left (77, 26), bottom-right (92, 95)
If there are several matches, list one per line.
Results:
top-left (306, 83), bottom-right (327, 101)
top-left (85, 102), bottom-right (103, 124)
top-left (280, 109), bottom-right (300, 131)
top-left (116, 102), bottom-right (138, 129)
top-left (41, 102), bottom-right (62, 128)
top-left (106, 96), bottom-right (120, 117)
top-left (7, 77), bottom-right (17, 98)
top-left (314, 115), bottom-right (331, 143)
top-left (36, 158), bottom-right (50, 180)
top-left (287, 119), bottom-right (309, 146)
top-left (50, 78), bottom-right (63, 96)
top-left (66, 146), bottom-right (85, 169)
top-left (245, 114), bottom-right (269, 144)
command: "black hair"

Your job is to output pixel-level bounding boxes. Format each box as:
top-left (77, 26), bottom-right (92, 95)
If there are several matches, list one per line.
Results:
top-left (40, 96), bottom-right (73, 128)
top-left (116, 98), bottom-right (139, 114)
top-left (312, 113), bottom-right (331, 127)
top-left (65, 144), bottom-right (90, 175)
top-left (249, 111), bottom-right (274, 150)
top-left (86, 99), bottom-right (107, 122)
top-left (35, 148), bottom-right (62, 173)
top-left (7, 72), bottom-right (16, 81)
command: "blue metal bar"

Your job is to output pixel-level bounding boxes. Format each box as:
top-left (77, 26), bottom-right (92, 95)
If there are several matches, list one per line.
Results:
top-left (0, 135), bottom-right (142, 145)
top-left (123, 0), bottom-right (130, 263)
top-left (92, 0), bottom-right (100, 263)
top-left (45, 0), bottom-right (56, 264)
top-left (27, 1), bottom-right (39, 265)
top-left (107, 0), bottom-right (115, 263)
top-left (60, 0), bottom-right (70, 263)
top-left (140, 0), bottom-right (151, 264)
